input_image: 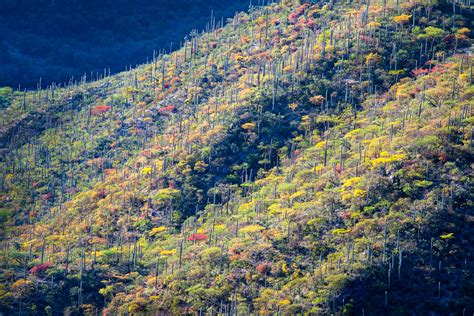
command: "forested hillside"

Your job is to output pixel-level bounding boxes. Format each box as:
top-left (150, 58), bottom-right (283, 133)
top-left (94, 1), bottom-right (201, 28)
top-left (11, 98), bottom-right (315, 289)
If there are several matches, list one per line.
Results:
top-left (0, 0), bottom-right (473, 315)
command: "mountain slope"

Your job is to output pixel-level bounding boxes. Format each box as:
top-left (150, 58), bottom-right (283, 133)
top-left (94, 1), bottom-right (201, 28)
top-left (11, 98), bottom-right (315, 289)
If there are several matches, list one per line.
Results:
top-left (0, 0), bottom-right (473, 315)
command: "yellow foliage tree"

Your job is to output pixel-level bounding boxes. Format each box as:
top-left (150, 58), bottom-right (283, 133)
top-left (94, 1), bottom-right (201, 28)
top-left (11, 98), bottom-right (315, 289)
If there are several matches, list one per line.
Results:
top-left (393, 14), bottom-right (411, 24)
top-left (149, 226), bottom-right (167, 237)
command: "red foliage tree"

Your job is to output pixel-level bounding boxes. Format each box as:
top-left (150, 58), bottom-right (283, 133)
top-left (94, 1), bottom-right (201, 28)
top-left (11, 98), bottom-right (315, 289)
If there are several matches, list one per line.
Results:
top-left (412, 68), bottom-right (429, 76)
top-left (430, 66), bottom-right (445, 74)
top-left (91, 105), bottom-right (112, 116)
top-left (170, 77), bottom-right (181, 86)
top-left (187, 233), bottom-right (208, 241)
top-left (339, 211), bottom-right (351, 220)
top-left (158, 105), bottom-right (175, 114)
top-left (29, 262), bottom-right (53, 275)
top-left (288, 12), bottom-right (300, 23)
top-left (256, 262), bottom-right (272, 275)
top-left (295, 4), bottom-right (308, 15)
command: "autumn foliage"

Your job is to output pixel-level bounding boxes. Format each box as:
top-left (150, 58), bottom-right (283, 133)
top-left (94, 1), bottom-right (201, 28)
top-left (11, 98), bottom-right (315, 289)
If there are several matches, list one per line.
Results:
top-left (256, 262), bottom-right (272, 275)
top-left (91, 105), bottom-right (112, 116)
top-left (29, 262), bottom-right (53, 275)
top-left (158, 105), bottom-right (175, 114)
top-left (187, 233), bottom-right (208, 241)
top-left (0, 0), bottom-right (472, 315)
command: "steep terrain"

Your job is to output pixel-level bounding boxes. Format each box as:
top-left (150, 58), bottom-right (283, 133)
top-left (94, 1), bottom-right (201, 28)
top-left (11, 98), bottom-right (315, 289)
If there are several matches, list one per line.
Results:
top-left (0, 0), bottom-right (473, 315)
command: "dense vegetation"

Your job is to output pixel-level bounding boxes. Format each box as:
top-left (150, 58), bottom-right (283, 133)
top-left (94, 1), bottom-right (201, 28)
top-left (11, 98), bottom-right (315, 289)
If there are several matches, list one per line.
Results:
top-left (0, 0), bottom-right (473, 315)
top-left (0, 0), bottom-right (248, 89)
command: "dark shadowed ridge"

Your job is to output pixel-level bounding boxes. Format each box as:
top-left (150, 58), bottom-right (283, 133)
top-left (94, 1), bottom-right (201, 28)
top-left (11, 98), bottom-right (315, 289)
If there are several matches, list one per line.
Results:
top-left (0, 0), bottom-right (249, 89)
